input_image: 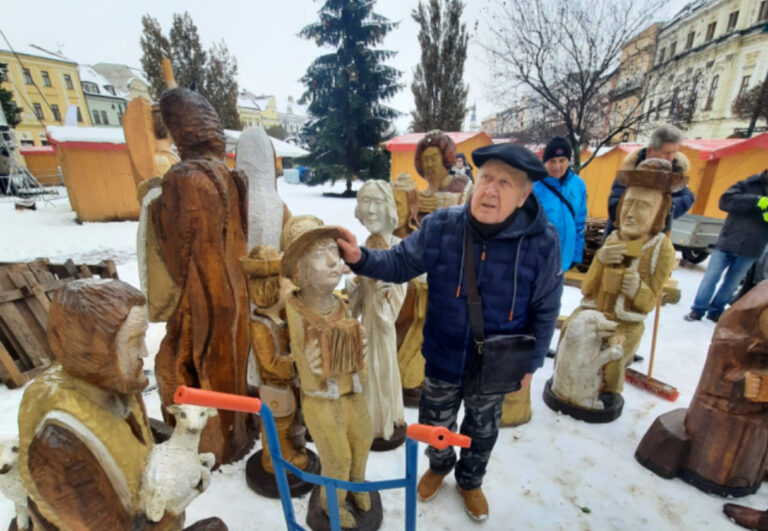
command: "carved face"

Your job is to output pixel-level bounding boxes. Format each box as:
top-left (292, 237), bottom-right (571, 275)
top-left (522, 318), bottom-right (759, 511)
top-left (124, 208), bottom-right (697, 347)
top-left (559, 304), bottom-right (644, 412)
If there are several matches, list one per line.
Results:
top-left (619, 187), bottom-right (664, 240)
top-left (298, 239), bottom-right (343, 293)
top-left (471, 160), bottom-right (532, 224)
top-left (357, 186), bottom-right (392, 235)
top-left (115, 305), bottom-right (149, 393)
top-left (421, 146), bottom-right (449, 190)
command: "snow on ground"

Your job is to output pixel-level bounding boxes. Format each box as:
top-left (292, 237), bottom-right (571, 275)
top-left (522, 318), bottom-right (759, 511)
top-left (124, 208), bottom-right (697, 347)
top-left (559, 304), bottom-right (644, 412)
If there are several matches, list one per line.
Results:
top-left (0, 180), bottom-right (762, 530)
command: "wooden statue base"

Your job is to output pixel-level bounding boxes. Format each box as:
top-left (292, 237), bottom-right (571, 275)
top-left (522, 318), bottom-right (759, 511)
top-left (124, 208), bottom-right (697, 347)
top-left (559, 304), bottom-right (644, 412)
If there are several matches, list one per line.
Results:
top-left (370, 424), bottom-right (407, 452)
top-left (184, 517), bottom-right (229, 530)
top-left (679, 468), bottom-right (761, 498)
top-left (306, 486), bottom-right (382, 531)
top-left (402, 387), bottom-right (421, 409)
top-left (542, 379), bottom-right (624, 423)
top-left (245, 449), bottom-right (320, 499)
top-left (634, 408), bottom-right (690, 479)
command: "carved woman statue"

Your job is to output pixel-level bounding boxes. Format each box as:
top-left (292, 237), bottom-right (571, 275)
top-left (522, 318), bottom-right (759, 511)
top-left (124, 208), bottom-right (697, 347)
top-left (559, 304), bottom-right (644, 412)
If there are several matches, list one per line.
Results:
top-left (392, 131), bottom-right (471, 406)
top-left (346, 181), bottom-right (407, 449)
top-left (282, 216), bottom-right (381, 530)
top-left (149, 87), bottom-right (253, 465)
top-left (544, 159), bottom-right (683, 422)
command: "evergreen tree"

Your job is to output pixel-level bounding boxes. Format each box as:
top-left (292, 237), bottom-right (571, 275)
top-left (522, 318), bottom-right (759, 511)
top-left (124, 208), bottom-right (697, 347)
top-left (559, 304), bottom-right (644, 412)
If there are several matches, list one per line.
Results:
top-left (0, 63), bottom-right (22, 128)
top-left (139, 15), bottom-right (171, 99)
top-left (299, 0), bottom-right (402, 194)
top-left (410, 0), bottom-right (468, 132)
top-left (169, 12), bottom-right (207, 91)
top-left (202, 41), bottom-right (241, 130)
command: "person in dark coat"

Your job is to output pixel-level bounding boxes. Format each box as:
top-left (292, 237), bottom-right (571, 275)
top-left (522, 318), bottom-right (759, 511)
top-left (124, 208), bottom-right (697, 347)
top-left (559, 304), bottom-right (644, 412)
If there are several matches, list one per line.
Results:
top-left (336, 143), bottom-right (562, 522)
top-left (450, 152), bottom-right (474, 182)
top-left (605, 124), bottom-right (695, 237)
top-left (685, 170), bottom-right (768, 322)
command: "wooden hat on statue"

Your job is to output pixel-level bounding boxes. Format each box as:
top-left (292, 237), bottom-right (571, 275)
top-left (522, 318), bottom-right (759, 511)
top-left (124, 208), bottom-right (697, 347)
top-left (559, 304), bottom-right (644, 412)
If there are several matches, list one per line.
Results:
top-left (280, 215), bottom-right (344, 284)
top-left (616, 158), bottom-right (689, 193)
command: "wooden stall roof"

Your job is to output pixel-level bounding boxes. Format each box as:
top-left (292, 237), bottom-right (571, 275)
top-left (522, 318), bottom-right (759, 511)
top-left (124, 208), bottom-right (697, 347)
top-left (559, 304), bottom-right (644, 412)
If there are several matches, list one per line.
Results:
top-left (684, 133), bottom-right (768, 161)
top-left (385, 131), bottom-right (492, 152)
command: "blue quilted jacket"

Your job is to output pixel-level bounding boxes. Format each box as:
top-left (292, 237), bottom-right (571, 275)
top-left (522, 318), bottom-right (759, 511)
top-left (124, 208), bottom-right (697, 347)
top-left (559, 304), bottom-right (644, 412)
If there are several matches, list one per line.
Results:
top-left (349, 197), bottom-right (563, 385)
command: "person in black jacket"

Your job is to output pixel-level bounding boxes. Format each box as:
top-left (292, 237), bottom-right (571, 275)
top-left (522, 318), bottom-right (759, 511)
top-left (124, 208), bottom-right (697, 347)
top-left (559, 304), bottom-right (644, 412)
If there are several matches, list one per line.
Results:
top-left (685, 170), bottom-right (768, 322)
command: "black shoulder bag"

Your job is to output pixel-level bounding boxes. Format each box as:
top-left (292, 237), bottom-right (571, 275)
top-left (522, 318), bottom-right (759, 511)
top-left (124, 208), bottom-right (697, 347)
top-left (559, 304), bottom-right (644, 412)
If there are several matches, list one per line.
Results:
top-left (463, 229), bottom-right (536, 395)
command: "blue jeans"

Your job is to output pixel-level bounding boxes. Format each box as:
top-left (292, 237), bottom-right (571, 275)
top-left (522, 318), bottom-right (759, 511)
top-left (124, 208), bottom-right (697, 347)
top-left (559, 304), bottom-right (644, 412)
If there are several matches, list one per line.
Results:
top-left (692, 249), bottom-right (756, 316)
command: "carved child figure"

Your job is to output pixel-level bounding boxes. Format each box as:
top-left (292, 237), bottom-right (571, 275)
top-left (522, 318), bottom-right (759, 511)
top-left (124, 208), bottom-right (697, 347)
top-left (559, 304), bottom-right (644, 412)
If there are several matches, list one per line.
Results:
top-left (346, 181), bottom-right (407, 448)
top-left (241, 243), bottom-right (318, 497)
top-left (545, 159), bottom-right (683, 421)
top-left (282, 217), bottom-right (377, 529)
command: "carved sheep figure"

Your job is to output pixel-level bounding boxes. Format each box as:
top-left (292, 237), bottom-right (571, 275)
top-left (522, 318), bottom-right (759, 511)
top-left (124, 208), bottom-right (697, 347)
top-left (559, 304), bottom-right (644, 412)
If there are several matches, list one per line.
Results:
top-left (0, 437), bottom-right (29, 530)
top-left (552, 310), bottom-right (624, 410)
top-left (140, 404), bottom-right (218, 522)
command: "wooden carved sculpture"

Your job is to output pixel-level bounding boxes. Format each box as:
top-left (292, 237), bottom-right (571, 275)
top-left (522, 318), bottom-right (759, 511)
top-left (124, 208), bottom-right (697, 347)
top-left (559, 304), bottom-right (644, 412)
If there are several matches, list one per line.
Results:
top-left (636, 280), bottom-right (768, 498)
top-left (543, 159), bottom-right (682, 423)
top-left (346, 181), bottom-right (407, 450)
top-left (392, 130), bottom-right (470, 407)
top-left (235, 126), bottom-right (288, 249)
top-left (0, 437), bottom-right (29, 530)
top-left (149, 87), bottom-right (253, 465)
top-left (282, 217), bottom-right (381, 531)
top-left (240, 244), bottom-right (320, 498)
top-left (17, 279), bottom-right (181, 530)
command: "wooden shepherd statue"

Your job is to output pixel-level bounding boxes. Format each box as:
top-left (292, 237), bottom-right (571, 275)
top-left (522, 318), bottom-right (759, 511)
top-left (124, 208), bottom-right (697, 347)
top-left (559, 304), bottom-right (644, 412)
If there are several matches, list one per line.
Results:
top-left (149, 87), bottom-right (253, 465)
top-left (346, 181), bottom-right (408, 451)
top-left (282, 216), bottom-right (382, 530)
top-left (543, 159), bottom-right (683, 422)
top-left (636, 280), bottom-right (768, 498)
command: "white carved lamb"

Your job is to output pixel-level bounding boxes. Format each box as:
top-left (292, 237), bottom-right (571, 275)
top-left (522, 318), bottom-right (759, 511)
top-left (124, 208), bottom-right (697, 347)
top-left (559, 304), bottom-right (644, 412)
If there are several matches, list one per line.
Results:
top-left (0, 437), bottom-right (29, 530)
top-left (140, 404), bottom-right (218, 522)
top-left (551, 310), bottom-right (624, 410)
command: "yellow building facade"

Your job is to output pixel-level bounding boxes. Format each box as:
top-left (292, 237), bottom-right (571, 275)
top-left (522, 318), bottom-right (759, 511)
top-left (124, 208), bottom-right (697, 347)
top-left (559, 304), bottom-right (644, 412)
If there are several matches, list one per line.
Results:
top-left (0, 46), bottom-right (91, 146)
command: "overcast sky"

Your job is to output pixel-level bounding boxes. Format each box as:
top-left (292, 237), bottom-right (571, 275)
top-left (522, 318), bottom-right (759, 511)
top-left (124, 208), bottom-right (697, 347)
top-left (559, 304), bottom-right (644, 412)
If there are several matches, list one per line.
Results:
top-left (2, 0), bottom-right (690, 134)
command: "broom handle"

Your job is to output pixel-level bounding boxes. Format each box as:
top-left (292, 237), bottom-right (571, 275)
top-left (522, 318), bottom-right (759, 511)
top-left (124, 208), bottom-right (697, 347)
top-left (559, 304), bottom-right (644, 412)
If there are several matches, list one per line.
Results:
top-left (647, 293), bottom-right (663, 379)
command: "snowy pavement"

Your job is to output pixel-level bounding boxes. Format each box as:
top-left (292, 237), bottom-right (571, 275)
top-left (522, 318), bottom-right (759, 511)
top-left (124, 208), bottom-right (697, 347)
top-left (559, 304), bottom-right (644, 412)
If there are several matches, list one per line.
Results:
top-left (0, 180), bottom-right (760, 530)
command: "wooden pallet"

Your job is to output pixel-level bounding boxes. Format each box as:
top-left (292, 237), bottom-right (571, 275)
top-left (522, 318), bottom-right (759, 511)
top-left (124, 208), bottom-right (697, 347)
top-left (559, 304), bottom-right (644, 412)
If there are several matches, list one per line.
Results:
top-left (0, 259), bottom-right (118, 388)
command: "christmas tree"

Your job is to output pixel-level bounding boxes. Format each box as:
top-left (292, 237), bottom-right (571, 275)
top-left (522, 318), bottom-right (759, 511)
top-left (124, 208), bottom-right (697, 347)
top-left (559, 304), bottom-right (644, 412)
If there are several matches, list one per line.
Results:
top-left (299, 0), bottom-right (402, 194)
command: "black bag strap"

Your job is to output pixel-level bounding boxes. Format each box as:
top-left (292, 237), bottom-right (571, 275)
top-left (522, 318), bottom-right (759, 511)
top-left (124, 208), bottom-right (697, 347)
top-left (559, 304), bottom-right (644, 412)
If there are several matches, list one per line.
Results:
top-left (463, 227), bottom-right (486, 353)
top-left (541, 180), bottom-right (576, 219)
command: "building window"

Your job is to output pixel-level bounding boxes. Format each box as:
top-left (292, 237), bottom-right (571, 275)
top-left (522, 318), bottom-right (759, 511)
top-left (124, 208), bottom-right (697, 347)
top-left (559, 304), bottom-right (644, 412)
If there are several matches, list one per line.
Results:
top-left (670, 41), bottom-right (677, 57)
top-left (77, 106), bottom-right (83, 123)
top-left (50, 104), bottom-right (61, 122)
top-left (658, 48), bottom-right (666, 64)
top-left (737, 75), bottom-right (751, 103)
top-left (727, 11), bottom-right (739, 31)
top-left (669, 89), bottom-right (679, 117)
top-left (23, 68), bottom-right (33, 84)
top-left (33, 103), bottom-right (44, 119)
top-left (100, 110), bottom-right (108, 125)
top-left (92, 110), bottom-right (101, 125)
top-left (704, 75), bottom-right (719, 110)
top-left (759, 1), bottom-right (768, 21)
top-left (64, 74), bottom-right (73, 90)
top-left (706, 22), bottom-right (716, 42)
top-left (655, 99), bottom-right (662, 120)
top-left (685, 31), bottom-right (695, 50)
top-left (83, 82), bottom-right (100, 94)
top-left (105, 85), bottom-right (116, 96)
top-left (41, 71), bottom-right (51, 87)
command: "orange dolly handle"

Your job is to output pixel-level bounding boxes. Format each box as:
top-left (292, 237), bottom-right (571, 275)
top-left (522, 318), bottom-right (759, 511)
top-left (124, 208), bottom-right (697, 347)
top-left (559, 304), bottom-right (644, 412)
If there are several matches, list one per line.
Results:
top-left (406, 424), bottom-right (471, 450)
top-left (174, 386), bottom-right (262, 414)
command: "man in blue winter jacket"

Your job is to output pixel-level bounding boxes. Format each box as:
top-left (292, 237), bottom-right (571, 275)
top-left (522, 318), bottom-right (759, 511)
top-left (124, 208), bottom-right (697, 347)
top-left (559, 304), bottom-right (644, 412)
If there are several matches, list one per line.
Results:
top-left (534, 136), bottom-right (587, 272)
top-left (337, 143), bottom-right (563, 522)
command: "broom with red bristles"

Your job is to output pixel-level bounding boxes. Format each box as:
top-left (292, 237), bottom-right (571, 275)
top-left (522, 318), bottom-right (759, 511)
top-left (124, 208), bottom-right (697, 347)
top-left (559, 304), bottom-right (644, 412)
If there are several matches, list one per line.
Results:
top-left (625, 293), bottom-right (680, 401)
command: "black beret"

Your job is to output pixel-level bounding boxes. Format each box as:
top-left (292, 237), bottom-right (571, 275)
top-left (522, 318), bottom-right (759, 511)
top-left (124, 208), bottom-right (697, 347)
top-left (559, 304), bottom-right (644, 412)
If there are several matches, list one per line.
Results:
top-left (471, 143), bottom-right (548, 181)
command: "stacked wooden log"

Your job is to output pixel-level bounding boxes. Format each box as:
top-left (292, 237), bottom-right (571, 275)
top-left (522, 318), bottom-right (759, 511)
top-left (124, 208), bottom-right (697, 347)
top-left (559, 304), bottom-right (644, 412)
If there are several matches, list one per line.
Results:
top-left (578, 217), bottom-right (608, 272)
top-left (0, 259), bottom-right (118, 388)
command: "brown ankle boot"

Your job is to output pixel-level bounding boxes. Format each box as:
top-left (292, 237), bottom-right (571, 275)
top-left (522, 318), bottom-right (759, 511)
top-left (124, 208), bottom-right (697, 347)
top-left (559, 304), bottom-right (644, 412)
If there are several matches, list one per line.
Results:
top-left (417, 470), bottom-right (447, 501)
top-left (457, 485), bottom-right (489, 521)
top-left (724, 503), bottom-right (768, 530)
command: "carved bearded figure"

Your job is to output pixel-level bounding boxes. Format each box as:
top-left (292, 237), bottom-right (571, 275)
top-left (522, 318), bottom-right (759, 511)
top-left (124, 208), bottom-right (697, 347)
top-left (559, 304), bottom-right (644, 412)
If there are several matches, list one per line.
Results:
top-left (346, 181), bottom-right (407, 444)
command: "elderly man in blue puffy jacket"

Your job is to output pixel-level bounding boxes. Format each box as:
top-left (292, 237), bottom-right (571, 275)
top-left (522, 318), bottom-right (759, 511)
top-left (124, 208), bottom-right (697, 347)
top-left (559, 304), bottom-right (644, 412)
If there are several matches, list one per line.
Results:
top-left (337, 143), bottom-right (563, 522)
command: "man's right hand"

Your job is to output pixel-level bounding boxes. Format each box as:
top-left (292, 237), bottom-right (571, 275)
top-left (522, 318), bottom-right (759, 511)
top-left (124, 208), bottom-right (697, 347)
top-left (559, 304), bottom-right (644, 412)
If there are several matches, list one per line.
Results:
top-left (337, 228), bottom-right (362, 265)
top-left (597, 242), bottom-right (627, 265)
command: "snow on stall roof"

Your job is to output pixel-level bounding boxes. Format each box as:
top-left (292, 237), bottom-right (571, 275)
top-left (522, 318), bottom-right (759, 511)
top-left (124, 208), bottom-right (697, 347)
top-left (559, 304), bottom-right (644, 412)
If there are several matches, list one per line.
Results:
top-left (386, 131), bottom-right (491, 152)
top-left (47, 125), bottom-right (125, 144)
top-left (225, 128), bottom-right (308, 158)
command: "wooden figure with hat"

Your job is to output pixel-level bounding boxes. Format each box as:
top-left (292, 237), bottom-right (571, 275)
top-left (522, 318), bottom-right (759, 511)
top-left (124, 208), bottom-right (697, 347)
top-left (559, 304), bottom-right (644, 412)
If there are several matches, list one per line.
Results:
top-left (282, 216), bottom-right (382, 530)
top-left (543, 158), bottom-right (684, 422)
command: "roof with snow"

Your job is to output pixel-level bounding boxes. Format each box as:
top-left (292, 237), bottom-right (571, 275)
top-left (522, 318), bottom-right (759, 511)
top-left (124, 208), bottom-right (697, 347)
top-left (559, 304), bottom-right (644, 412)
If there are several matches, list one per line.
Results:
top-left (237, 95), bottom-right (261, 110)
top-left (225, 128), bottom-right (309, 158)
top-left (79, 65), bottom-right (127, 99)
top-left (47, 125), bottom-right (125, 145)
top-left (684, 133), bottom-right (768, 161)
top-left (386, 132), bottom-right (492, 152)
top-left (0, 44), bottom-right (76, 64)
